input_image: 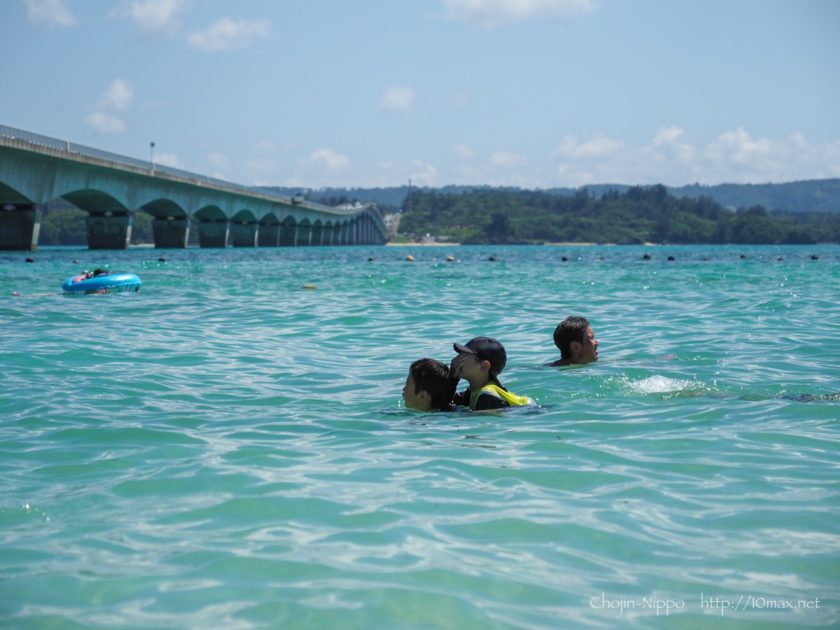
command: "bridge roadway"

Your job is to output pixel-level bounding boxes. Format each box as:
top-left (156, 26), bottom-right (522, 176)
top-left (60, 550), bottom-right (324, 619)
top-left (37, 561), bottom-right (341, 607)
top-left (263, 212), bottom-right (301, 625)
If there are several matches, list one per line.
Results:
top-left (0, 125), bottom-right (387, 251)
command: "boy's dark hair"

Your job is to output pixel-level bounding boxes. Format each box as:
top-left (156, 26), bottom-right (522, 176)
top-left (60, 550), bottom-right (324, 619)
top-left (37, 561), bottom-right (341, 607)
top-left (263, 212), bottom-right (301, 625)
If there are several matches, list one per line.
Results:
top-left (410, 358), bottom-right (454, 411)
top-left (453, 337), bottom-right (507, 378)
top-left (554, 316), bottom-right (590, 360)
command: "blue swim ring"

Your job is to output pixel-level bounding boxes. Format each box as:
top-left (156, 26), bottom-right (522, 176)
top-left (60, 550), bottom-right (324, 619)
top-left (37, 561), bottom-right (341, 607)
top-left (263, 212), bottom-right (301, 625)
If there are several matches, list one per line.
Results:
top-left (62, 272), bottom-right (142, 294)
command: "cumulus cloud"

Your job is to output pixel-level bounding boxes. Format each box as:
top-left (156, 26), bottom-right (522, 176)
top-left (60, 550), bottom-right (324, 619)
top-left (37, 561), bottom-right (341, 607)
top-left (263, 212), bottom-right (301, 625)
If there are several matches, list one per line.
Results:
top-left (110, 0), bottom-right (188, 33)
top-left (310, 148), bottom-right (350, 171)
top-left (85, 79), bottom-right (135, 134)
top-left (650, 125), bottom-right (695, 163)
top-left (84, 112), bottom-right (126, 134)
top-left (443, 0), bottom-right (595, 28)
top-left (187, 17), bottom-right (270, 52)
top-left (381, 86), bottom-right (416, 111)
top-left (555, 134), bottom-right (623, 159)
top-left (549, 127), bottom-right (840, 186)
top-left (409, 160), bottom-right (440, 186)
top-left (98, 79), bottom-right (135, 111)
top-left (25, 0), bottom-right (75, 27)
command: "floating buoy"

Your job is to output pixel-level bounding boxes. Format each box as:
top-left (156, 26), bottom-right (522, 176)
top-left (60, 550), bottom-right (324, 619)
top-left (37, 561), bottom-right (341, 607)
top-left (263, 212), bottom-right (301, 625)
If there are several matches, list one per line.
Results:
top-left (446, 255), bottom-right (455, 262)
top-left (405, 255), bottom-right (415, 262)
top-left (302, 284), bottom-right (317, 290)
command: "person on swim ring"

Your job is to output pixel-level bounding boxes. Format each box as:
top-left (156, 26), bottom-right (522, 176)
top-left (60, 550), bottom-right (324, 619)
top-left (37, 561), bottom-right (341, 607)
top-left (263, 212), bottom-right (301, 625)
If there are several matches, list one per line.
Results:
top-left (450, 336), bottom-right (532, 411)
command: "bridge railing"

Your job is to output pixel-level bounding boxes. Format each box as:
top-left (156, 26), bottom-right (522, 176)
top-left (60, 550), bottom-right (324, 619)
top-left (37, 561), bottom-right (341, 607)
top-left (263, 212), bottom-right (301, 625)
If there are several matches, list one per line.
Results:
top-left (0, 124), bottom-right (379, 223)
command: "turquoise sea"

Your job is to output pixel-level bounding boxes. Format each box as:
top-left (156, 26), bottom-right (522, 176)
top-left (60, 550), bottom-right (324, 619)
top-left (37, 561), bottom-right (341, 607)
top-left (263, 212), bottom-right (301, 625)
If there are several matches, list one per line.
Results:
top-left (1, 244), bottom-right (838, 629)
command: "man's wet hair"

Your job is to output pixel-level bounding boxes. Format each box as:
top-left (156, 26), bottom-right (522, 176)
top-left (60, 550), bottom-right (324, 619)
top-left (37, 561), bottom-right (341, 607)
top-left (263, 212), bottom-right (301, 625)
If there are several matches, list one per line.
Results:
top-left (410, 358), bottom-right (454, 411)
top-left (553, 316), bottom-right (590, 360)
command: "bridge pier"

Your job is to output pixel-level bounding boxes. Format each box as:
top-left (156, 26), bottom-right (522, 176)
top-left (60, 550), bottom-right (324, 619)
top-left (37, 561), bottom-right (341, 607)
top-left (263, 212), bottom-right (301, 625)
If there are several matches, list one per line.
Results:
top-left (230, 221), bottom-right (257, 247)
top-left (152, 217), bottom-right (190, 248)
top-left (198, 219), bottom-right (229, 248)
top-left (279, 223), bottom-right (297, 246)
top-left (85, 211), bottom-right (132, 249)
top-left (0, 203), bottom-right (41, 251)
top-left (312, 224), bottom-right (323, 246)
top-left (298, 224), bottom-right (313, 246)
top-left (258, 222), bottom-right (280, 246)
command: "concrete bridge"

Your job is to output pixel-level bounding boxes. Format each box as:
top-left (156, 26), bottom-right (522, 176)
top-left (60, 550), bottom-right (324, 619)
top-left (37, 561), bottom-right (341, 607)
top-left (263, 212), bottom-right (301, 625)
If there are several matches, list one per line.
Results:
top-left (0, 125), bottom-right (387, 251)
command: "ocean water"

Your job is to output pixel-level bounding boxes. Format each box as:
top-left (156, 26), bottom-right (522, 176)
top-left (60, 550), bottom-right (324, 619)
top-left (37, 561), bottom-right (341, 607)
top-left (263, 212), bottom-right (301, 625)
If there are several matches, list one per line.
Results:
top-left (1, 244), bottom-right (838, 629)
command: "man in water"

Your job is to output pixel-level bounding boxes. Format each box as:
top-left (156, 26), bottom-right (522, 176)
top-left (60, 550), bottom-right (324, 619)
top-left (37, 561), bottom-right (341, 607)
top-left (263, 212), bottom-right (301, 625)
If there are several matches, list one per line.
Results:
top-left (549, 316), bottom-right (599, 366)
top-left (402, 358), bottom-right (456, 412)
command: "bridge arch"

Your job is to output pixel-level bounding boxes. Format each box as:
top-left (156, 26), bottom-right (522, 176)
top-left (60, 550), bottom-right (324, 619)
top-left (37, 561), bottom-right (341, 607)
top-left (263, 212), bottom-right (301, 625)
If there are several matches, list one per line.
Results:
top-left (140, 199), bottom-right (189, 248)
top-left (258, 212), bottom-right (281, 247)
top-left (279, 215), bottom-right (298, 246)
top-left (195, 205), bottom-right (228, 248)
top-left (230, 209), bottom-right (258, 247)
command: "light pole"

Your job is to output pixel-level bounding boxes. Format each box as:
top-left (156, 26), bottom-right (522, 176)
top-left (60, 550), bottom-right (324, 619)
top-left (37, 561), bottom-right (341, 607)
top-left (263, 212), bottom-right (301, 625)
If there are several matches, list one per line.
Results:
top-left (150, 141), bottom-right (156, 175)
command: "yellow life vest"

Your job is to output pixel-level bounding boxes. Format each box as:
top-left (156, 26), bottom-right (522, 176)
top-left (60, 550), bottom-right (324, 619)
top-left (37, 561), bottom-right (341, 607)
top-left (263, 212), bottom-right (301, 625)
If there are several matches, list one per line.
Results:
top-left (470, 382), bottom-right (533, 410)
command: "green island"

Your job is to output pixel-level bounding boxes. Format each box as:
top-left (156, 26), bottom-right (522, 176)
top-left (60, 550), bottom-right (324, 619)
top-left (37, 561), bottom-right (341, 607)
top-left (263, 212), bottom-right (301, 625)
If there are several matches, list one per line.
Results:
top-left (397, 185), bottom-right (840, 245)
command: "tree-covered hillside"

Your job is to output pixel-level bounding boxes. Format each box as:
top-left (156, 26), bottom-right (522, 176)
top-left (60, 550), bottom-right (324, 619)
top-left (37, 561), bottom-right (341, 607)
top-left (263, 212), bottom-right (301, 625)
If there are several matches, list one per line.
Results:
top-left (398, 185), bottom-right (840, 244)
top-left (268, 178), bottom-right (840, 216)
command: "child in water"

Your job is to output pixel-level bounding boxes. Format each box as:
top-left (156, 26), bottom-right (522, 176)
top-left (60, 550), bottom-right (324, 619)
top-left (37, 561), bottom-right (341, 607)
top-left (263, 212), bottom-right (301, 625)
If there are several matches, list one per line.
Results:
top-left (450, 337), bottom-right (532, 411)
top-left (402, 358), bottom-right (456, 412)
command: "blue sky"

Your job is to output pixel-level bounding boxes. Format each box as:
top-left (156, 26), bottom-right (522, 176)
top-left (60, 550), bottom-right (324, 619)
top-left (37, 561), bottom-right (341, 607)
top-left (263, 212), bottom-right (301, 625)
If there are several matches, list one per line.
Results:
top-left (2, 0), bottom-right (839, 189)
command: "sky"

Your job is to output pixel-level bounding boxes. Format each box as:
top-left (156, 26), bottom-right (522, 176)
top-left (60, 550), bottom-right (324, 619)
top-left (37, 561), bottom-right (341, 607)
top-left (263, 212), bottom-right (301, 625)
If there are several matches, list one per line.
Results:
top-left (2, 0), bottom-right (839, 189)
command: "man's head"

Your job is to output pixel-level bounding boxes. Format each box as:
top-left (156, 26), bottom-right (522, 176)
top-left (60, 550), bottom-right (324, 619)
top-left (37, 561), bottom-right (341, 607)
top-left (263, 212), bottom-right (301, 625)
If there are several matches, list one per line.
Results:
top-left (403, 358), bottom-right (453, 411)
top-left (554, 316), bottom-right (599, 364)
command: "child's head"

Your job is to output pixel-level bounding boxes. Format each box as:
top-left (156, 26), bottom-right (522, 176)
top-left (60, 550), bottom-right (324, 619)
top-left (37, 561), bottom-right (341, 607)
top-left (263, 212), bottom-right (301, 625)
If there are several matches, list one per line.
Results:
top-left (451, 337), bottom-right (507, 385)
top-left (403, 358), bottom-right (453, 411)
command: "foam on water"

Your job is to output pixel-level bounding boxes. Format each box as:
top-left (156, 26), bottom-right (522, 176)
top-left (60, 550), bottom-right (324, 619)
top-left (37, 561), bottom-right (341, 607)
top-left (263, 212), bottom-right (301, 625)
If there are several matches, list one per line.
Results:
top-left (1, 245), bottom-right (838, 629)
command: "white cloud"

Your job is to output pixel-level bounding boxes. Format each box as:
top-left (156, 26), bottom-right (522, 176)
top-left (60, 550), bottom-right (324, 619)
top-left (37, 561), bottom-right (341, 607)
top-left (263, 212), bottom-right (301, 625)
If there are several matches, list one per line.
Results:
top-left (548, 127), bottom-right (840, 187)
top-left (409, 160), bottom-right (440, 186)
top-left (707, 126), bottom-right (772, 165)
top-left (85, 79), bottom-right (135, 134)
top-left (24, 0), bottom-right (76, 27)
top-left (489, 151), bottom-right (524, 166)
top-left (443, 0), bottom-right (595, 28)
top-left (187, 17), bottom-right (270, 52)
top-left (453, 143), bottom-right (476, 160)
top-left (381, 86), bottom-right (416, 112)
top-left (98, 79), bottom-right (135, 111)
top-left (309, 148), bottom-right (350, 171)
top-left (85, 112), bottom-right (126, 134)
top-left (555, 134), bottom-right (623, 159)
top-left (110, 0), bottom-right (188, 33)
